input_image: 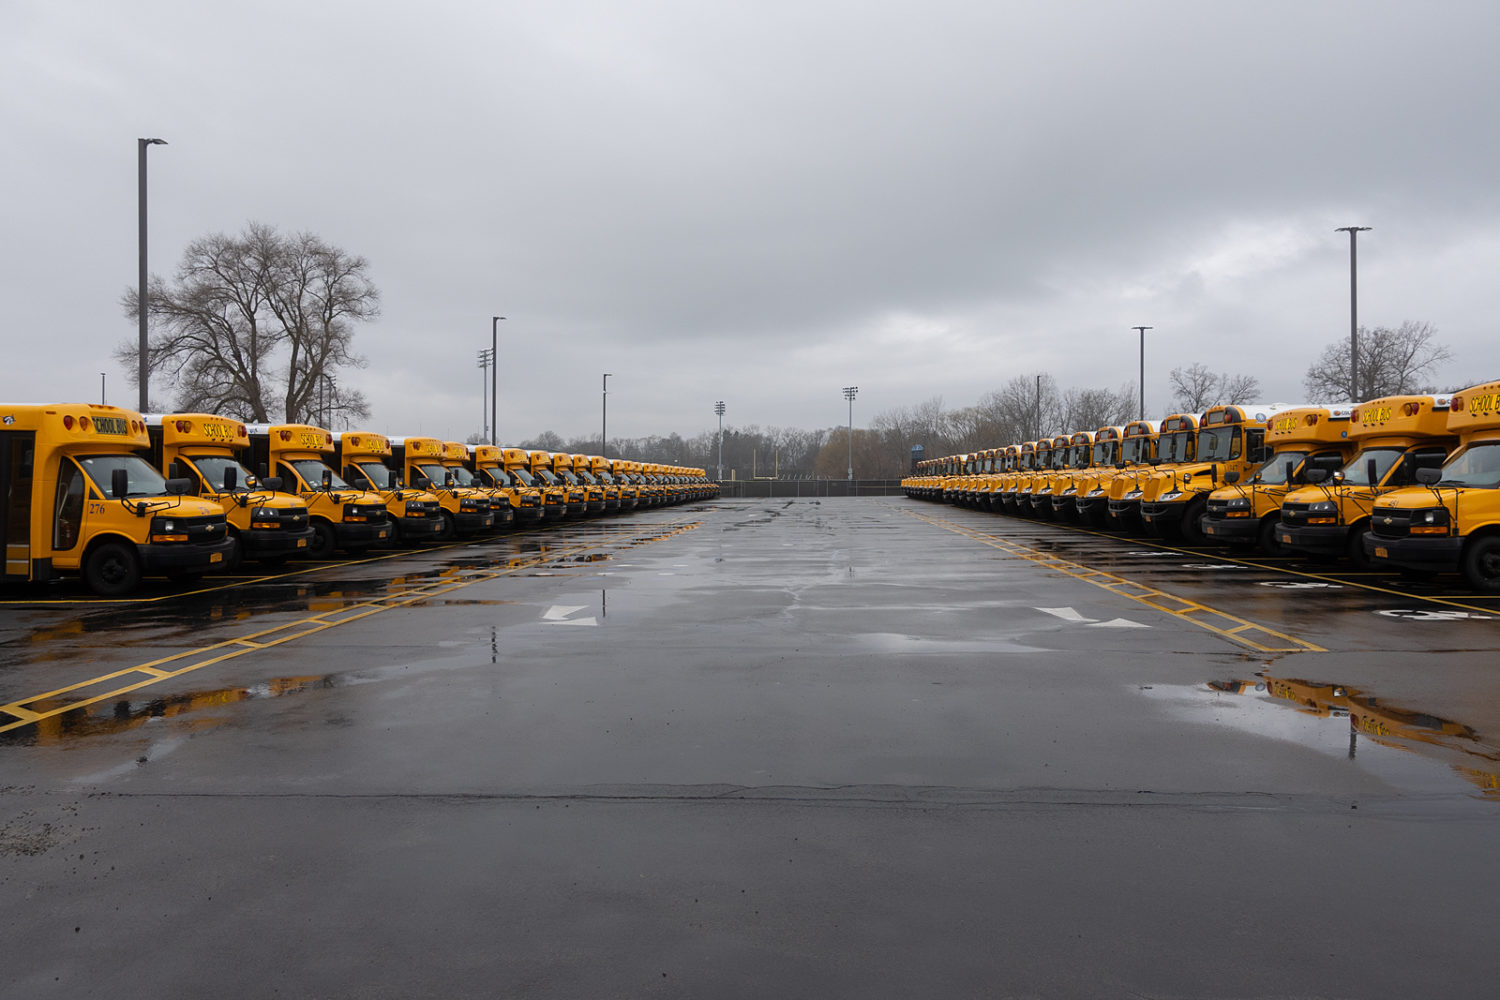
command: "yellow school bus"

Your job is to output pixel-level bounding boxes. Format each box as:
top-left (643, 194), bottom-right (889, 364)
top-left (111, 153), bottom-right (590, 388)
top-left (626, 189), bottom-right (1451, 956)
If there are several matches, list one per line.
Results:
top-left (1112, 414), bottom-right (1198, 529)
top-left (1138, 405), bottom-right (1278, 543)
top-left (1277, 395), bottom-right (1457, 566)
top-left (1045, 431), bottom-right (1096, 520)
top-left (145, 413), bottom-right (313, 569)
top-left (997, 442), bottom-right (1039, 514)
top-left (468, 445), bottom-right (546, 524)
top-left (0, 403), bottom-right (232, 595)
top-left (1026, 435), bottom-right (1073, 518)
top-left (503, 448), bottom-right (564, 520)
top-left (568, 454), bottom-right (613, 514)
top-left (389, 436), bottom-right (495, 539)
top-left (246, 423), bottom-right (393, 558)
top-left (1365, 380), bottom-right (1500, 588)
top-left (1201, 406), bottom-right (1356, 553)
top-left (332, 431), bottom-right (445, 543)
top-left (592, 455), bottom-right (638, 512)
top-left (440, 441), bottom-right (512, 529)
top-left (529, 450), bottom-right (585, 518)
top-left (1080, 420), bottom-right (1157, 527)
top-left (614, 459), bottom-right (660, 507)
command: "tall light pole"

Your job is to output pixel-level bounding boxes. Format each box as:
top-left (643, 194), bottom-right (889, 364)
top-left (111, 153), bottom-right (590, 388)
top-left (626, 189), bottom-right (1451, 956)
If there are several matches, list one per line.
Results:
top-left (137, 137), bottom-right (167, 411)
top-left (1035, 374), bottom-right (1042, 441)
top-left (490, 316), bottom-right (504, 445)
top-left (1336, 227), bottom-right (1371, 400)
top-left (601, 374), bottom-right (612, 456)
top-left (714, 400), bottom-right (725, 481)
top-left (100, 372), bottom-right (107, 405)
top-left (1132, 326), bottom-right (1152, 420)
top-left (842, 386), bottom-right (858, 480)
top-left (477, 348), bottom-right (493, 442)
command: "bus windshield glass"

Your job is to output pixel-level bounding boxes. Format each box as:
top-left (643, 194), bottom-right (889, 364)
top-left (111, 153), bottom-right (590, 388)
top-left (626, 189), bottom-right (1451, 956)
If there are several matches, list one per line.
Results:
top-left (189, 456), bottom-right (258, 492)
top-left (416, 463), bottom-right (450, 487)
top-left (289, 459), bottom-right (350, 490)
top-left (1339, 447), bottom-right (1403, 486)
top-left (354, 462), bottom-right (400, 489)
top-left (532, 468), bottom-right (559, 486)
top-left (510, 468), bottom-right (537, 487)
top-left (1254, 451), bottom-right (1307, 485)
top-left (1121, 437), bottom-right (1151, 464)
top-left (77, 454), bottom-right (168, 497)
top-left (447, 466), bottom-right (479, 487)
top-left (1071, 444), bottom-right (1090, 466)
top-left (1438, 442), bottom-right (1500, 487)
top-left (1158, 432), bottom-right (1194, 463)
top-left (1197, 426), bottom-right (1242, 461)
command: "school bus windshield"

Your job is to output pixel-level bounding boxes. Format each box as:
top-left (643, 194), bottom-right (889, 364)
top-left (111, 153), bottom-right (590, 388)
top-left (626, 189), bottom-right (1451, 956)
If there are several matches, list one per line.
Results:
top-left (187, 455), bottom-right (258, 492)
top-left (1254, 451), bottom-right (1308, 485)
top-left (1092, 440), bottom-right (1118, 465)
top-left (510, 468), bottom-right (538, 487)
top-left (532, 468), bottom-right (560, 486)
top-left (1159, 432), bottom-right (1194, 463)
top-left (415, 463), bottom-right (450, 485)
top-left (1197, 426), bottom-right (1241, 461)
top-left (353, 461), bottom-right (400, 489)
top-left (1339, 447), bottom-right (1404, 486)
top-left (447, 466), bottom-right (480, 487)
top-left (77, 454), bottom-right (168, 497)
top-left (1122, 436), bottom-right (1151, 463)
top-left (287, 459), bottom-right (350, 490)
top-left (1438, 441), bottom-right (1500, 487)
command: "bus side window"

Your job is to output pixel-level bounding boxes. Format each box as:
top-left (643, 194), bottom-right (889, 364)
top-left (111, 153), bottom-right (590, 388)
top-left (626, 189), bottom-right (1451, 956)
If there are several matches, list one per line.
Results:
top-left (53, 460), bottom-right (85, 551)
top-left (278, 464), bottom-right (301, 490)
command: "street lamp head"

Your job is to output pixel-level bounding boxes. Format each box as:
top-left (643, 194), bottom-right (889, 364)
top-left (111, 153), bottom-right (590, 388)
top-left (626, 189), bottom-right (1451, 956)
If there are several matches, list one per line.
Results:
top-left (1335, 226), bottom-right (1371, 233)
top-left (141, 137), bottom-right (167, 146)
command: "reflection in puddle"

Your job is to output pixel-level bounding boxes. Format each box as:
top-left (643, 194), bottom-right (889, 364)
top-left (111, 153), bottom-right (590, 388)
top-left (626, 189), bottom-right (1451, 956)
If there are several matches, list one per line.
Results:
top-left (1162, 674), bottom-right (1500, 799)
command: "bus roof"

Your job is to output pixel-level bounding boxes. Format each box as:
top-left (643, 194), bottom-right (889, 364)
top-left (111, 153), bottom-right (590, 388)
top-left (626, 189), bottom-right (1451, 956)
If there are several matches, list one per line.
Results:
top-left (1345, 395), bottom-right (1453, 441)
top-left (3, 403), bottom-right (148, 450)
top-left (332, 430), bottom-right (392, 457)
top-left (245, 423), bottom-right (334, 454)
top-left (143, 412), bottom-right (249, 449)
top-left (1448, 381), bottom-right (1500, 438)
top-left (1264, 406), bottom-right (1355, 448)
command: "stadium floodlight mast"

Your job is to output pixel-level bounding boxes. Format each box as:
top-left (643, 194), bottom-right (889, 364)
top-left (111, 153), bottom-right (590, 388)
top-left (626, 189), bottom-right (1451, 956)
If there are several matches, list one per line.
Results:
top-left (137, 137), bottom-right (167, 411)
top-left (1132, 326), bottom-right (1152, 420)
top-left (477, 348), bottom-right (494, 442)
top-left (714, 400), bottom-right (726, 481)
top-left (490, 316), bottom-right (505, 445)
top-left (842, 386), bottom-right (858, 481)
top-left (1336, 227), bottom-right (1371, 400)
top-left (601, 374), bottom-right (612, 457)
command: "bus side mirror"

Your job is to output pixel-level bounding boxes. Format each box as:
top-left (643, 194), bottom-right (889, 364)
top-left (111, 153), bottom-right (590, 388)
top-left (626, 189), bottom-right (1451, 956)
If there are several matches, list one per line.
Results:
top-left (169, 460), bottom-right (187, 480)
top-left (444, 473), bottom-right (455, 488)
top-left (165, 478), bottom-right (192, 496)
top-left (1367, 459), bottom-right (1379, 486)
top-left (111, 468), bottom-right (128, 499)
top-left (1304, 469), bottom-right (1328, 484)
top-left (1224, 470), bottom-right (1240, 484)
top-left (321, 469), bottom-right (333, 490)
top-left (414, 474), bottom-right (430, 489)
top-left (263, 477), bottom-right (283, 492)
top-left (1285, 461), bottom-right (1295, 484)
top-left (1332, 470), bottom-right (1345, 483)
top-left (1209, 464), bottom-right (1218, 485)
top-left (1416, 467), bottom-right (1442, 485)
top-left (223, 465), bottom-right (238, 491)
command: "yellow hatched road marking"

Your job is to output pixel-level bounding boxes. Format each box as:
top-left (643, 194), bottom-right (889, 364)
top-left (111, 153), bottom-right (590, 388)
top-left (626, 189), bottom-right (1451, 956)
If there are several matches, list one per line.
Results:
top-left (899, 507), bottom-right (1325, 654)
top-left (0, 520), bottom-right (698, 735)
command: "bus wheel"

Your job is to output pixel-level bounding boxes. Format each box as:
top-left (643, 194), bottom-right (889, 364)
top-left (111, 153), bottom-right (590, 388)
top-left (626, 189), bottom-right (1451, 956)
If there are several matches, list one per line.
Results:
top-left (222, 529), bottom-right (243, 572)
top-left (1255, 517), bottom-right (1283, 556)
top-left (1461, 536), bottom-right (1500, 591)
top-left (1180, 499), bottom-right (1209, 546)
top-left (83, 542), bottom-right (142, 597)
top-left (309, 520), bottom-right (338, 559)
top-left (434, 511), bottom-right (456, 541)
top-left (1345, 525), bottom-right (1373, 570)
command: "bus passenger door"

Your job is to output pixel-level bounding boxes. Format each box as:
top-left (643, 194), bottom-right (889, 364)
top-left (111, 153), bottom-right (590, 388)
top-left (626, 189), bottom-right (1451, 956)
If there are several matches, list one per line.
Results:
top-left (0, 431), bottom-right (36, 580)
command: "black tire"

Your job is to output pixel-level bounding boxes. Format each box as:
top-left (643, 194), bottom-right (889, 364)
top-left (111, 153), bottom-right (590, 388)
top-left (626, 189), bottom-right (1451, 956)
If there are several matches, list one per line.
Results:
top-left (1461, 535), bottom-right (1500, 591)
top-left (1345, 524), bottom-right (1373, 570)
top-left (308, 520), bottom-right (338, 560)
top-left (82, 541), bottom-right (141, 597)
top-left (434, 510), bottom-right (456, 541)
top-left (1256, 516), bottom-right (1283, 556)
top-left (1179, 498), bottom-right (1209, 546)
top-left (222, 530), bottom-right (243, 573)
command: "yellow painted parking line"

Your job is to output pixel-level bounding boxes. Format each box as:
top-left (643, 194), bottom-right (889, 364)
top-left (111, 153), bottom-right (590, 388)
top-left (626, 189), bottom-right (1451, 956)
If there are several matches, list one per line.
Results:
top-left (0, 520), bottom-right (698, 735)
top-left (899, 507), bottom-right (1325, 654)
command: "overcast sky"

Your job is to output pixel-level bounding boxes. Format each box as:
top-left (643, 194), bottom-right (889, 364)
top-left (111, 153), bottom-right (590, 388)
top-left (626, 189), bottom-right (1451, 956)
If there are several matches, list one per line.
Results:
top-left (5, 0), bottom-right (1498, 446)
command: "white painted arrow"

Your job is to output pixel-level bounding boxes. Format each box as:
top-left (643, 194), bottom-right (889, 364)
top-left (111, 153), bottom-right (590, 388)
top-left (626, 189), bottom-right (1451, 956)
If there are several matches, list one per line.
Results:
top-left (1036, 607), bottom-right (1149, 629)
top-left (1089, 618), bottom-right (1151, 629)
top-left (542, 605), bottom-right (598, 626)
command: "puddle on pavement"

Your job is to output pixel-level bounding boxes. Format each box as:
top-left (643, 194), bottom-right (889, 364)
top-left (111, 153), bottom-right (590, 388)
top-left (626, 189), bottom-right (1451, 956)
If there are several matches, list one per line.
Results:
top-left (1143, 675), bottom-right (1500, 800)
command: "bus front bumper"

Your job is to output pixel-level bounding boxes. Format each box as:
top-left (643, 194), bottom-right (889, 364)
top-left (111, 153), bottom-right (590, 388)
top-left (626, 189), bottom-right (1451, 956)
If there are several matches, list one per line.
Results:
top-left (1275, 522), bottom-right (1347, 556)
top-left (241, 526), bottom-right (316, 559)
top-left (138, 537), bottom-right (236, 574)
top-left (1364, 533), bottom-right (1462, 572)
top-left (454, 511), bottom-right (495, 534)
top-left (336, 521), bottom-right (394, 547)
top-left (1199, 514), bottom-right (1257, 543)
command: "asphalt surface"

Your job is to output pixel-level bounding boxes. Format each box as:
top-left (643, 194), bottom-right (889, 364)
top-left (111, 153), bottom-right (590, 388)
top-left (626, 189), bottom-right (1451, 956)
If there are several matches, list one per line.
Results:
top-left (2, 498), bottom-right (1497, 999)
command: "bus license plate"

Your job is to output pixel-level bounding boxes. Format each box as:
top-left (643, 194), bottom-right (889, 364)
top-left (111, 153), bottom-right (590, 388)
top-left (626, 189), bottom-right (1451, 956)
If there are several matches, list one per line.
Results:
top-left (1279, 532), bottom-right (1292, 545)
top-left (210, 552), bottom-right (223, 563)
top-left (1375, 546), bottom-right (1388, 559)
top-left (297, 538), bottom-right (307, 548)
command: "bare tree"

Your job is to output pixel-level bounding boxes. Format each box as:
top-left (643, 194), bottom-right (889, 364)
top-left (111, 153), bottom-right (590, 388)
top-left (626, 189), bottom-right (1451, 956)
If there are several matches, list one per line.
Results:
top-left (1168, 363), bottom-right (1261, 414)
top-left (119, 222), bottom-right (377, 423)
top-left (1302, 320), bottom-right (1453, 402)
top-left (1064, 381), bottom-right (1136, 432)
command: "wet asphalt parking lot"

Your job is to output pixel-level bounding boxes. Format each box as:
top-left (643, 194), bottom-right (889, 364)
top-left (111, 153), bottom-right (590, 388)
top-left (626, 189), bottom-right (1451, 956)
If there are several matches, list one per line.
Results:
top-left (2, 497), bottom-right (1499, 999)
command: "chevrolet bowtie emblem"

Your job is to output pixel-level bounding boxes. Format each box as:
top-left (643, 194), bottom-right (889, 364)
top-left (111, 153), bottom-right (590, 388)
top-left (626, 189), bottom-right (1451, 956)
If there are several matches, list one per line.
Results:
top-left (1383, 517), bottom-right (1392, 524)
